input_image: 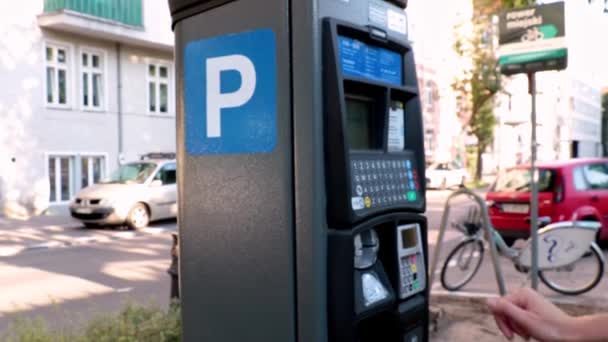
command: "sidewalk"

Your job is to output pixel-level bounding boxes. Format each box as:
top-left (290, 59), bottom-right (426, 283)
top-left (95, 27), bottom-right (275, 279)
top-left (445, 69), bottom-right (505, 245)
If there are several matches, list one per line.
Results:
top-left (430, 293), bottom-right (603, 341)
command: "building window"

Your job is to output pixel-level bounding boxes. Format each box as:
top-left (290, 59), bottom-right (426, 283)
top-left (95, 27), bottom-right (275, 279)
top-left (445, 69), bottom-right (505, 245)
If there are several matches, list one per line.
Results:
top-left (81, 156), bottom-right (106, 188)
top-left (45, 44), bottom-right (70, 107)
top-left (81, 50), bottom-right (104, 110)
top-left (148, 63), bottom-right (170, 114)
top-left (425, 81), bottom-right (434, 108)
top-left (48, 155), bottom-right (74, 203)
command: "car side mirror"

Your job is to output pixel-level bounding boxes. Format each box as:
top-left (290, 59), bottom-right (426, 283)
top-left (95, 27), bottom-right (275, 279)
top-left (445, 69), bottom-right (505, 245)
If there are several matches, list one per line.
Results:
top-left (150, 179), bottom-right (163, 187)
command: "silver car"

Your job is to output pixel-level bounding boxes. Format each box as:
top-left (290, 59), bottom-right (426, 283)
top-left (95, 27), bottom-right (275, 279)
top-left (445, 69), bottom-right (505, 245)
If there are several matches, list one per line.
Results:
top-left (69, 159), bottom-right (177, 229)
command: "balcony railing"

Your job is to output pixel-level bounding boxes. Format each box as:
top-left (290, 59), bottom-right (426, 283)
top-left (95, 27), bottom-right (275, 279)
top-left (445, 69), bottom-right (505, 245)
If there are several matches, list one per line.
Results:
top-left (43, 0), bottom-right (143, 27)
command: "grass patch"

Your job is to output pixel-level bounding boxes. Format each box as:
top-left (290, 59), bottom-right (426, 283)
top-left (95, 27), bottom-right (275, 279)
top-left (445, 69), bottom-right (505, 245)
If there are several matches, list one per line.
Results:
top-left (1, 301), bottom-right (181, 342)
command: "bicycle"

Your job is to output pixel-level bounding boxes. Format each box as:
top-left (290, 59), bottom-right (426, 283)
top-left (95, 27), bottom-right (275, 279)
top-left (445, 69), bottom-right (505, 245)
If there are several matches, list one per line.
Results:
top-left (437, 189), bottom-right (605, 296)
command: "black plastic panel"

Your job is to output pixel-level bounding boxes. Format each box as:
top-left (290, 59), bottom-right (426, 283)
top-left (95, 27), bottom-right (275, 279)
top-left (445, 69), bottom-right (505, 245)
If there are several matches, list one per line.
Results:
top-left (323, 18), bottom-right (425, 228)
top-left (168, 0), bottom-right (236, 27)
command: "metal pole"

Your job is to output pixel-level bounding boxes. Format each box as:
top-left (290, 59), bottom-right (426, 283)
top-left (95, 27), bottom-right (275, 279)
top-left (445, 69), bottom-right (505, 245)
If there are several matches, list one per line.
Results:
top-left (528, 72), bottom-right (539, 290)
top-left (429, 188), bottom-right (506, 295)
top-left (116, 43), bottom-right (124, 165)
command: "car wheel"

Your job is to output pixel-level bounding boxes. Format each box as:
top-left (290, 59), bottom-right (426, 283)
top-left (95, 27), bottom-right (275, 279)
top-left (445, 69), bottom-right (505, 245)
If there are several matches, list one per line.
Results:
top-left (83, 223), bottom-right (98, 229)
top-left (127, 203), bottom-right (150, 230)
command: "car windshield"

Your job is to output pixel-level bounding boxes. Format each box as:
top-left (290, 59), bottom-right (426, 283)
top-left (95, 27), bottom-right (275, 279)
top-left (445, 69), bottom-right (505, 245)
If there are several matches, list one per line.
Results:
top-left (492, 168), bottom-right (555, 192)
top-left (102, 162), bottom-right (157, 184)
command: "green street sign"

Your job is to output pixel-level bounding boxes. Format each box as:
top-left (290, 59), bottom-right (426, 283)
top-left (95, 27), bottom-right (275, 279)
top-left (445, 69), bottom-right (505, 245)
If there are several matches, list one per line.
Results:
top-left (498, 2), bottom-right (567, 75)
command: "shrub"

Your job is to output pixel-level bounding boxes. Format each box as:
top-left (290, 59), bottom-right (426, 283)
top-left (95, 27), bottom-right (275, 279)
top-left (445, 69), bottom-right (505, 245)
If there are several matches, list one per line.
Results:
top-left (1, 302), bottom-right (181, 342)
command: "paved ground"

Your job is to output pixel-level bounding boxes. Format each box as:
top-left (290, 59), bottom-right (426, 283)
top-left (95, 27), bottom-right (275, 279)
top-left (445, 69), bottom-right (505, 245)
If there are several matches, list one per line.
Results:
top-left (2, 189), bottom-right (607, 339)
top-left (426, 188), bottom-right (608, 340)
top-left (0, 215), bottom-right (175, 257)
top-left (0, 215), bottom-right (176, 331)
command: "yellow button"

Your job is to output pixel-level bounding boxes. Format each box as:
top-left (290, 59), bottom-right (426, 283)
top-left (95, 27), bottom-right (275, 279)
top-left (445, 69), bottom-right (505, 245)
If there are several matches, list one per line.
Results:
top-left (364, 196), bottom-right (372, 208)
top-left (411, 264), bottom-right (417, 273)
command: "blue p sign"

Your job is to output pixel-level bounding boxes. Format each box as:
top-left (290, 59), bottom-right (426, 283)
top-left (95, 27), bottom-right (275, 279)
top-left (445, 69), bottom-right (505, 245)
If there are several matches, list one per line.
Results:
top-left (184, 29), bottom-right (277, 155)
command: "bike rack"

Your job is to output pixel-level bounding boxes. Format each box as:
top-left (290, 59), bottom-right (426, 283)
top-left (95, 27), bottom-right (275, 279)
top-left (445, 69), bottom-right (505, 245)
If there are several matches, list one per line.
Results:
top-left (428, 188), bottom-right (507, 296)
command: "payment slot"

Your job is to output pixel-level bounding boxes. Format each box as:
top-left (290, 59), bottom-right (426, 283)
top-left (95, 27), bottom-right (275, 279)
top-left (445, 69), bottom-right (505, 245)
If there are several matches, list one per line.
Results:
top-left (328, 215), bottom-right (428, 342)
top-left (323, 16), bottom-right (428, 342)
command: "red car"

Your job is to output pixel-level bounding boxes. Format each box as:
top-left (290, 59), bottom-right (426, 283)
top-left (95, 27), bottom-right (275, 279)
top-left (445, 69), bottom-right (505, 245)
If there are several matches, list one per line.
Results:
top-left (486, 158), bottom-right (608, 244)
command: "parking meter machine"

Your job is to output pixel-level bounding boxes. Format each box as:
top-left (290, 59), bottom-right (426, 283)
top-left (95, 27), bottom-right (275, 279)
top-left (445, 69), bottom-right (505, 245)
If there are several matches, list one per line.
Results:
top-left (322, 11), bottom-right (429, 342)
top-left (170, 0), bottom-right (428, 341)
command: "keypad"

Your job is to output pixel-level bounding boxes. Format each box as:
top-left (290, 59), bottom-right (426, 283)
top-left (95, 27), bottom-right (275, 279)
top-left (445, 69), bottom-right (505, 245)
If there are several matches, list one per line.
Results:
top-left (350, 157), bottom-right (419, 211)
top-left (399, 253), bottom-right (423, 296)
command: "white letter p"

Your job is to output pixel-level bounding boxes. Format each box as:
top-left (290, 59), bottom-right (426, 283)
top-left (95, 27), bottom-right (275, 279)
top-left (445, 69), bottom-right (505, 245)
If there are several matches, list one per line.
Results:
top-left (206, 55), bottom-right (257, 138)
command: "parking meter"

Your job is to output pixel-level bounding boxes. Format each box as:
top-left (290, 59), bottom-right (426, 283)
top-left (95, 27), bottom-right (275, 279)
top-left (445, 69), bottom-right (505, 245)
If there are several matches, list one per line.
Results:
top-left (170, 0), bottom-right (428, 341)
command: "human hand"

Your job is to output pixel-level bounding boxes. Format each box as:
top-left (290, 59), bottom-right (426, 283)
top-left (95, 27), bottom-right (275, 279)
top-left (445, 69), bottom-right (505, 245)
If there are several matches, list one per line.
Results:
top-left (487, 288), bottom-right (575, 341)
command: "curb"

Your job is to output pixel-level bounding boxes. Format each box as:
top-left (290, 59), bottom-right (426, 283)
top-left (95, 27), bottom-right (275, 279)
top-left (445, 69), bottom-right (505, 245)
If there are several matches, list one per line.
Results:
top-left (431, 289), bottom-right (607, 314)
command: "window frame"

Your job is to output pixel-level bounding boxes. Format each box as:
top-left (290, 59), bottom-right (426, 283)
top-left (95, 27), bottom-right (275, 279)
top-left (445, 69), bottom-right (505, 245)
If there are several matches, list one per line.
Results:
top-left (80, 153), bottom-right (109, 189)
top-left (146, 61), bottom-right (173, 116)
top-left (46, 152), bottom-right (110, 204)
top-left (424, 80), bottom-right (434, 108)
top-left (46, 153), bottom-right (76, 204)
top-left (79, 46), bottom-right (108, 112)
top-left (44, 41), bottom-right (74, 109)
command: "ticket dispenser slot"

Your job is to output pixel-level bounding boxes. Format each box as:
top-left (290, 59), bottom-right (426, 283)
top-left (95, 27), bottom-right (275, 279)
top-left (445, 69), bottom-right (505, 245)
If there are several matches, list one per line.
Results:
top-left (324, 17), bottom-right (428, 342)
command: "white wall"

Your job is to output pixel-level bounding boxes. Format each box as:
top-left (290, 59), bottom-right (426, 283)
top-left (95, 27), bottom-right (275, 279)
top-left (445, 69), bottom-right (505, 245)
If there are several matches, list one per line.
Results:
top-left (0, 2), bottom-right (175, 216)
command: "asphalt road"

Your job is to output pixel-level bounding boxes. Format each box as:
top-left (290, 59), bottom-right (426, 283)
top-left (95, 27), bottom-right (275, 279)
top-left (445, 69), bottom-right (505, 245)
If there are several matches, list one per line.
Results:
top-left (0, 221), bottom-right (177, 332)
top-left (2, 189), bottom-right (608, 333)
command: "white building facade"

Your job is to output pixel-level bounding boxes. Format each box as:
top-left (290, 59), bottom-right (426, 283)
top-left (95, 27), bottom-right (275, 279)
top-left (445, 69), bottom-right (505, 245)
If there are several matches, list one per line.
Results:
top-left (0, 0), bottom-right (175, 216)
top-left (407, 0), bottom-right (473, 165)
top-left (491, 0), bottom-right (606, 171)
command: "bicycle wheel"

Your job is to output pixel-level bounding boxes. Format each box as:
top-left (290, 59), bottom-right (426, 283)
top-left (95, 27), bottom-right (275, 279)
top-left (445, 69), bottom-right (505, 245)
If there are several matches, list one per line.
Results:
top-left (539, 243), bottom-right (604, 296)
top-left (441, 239), bottom-right (485, 291)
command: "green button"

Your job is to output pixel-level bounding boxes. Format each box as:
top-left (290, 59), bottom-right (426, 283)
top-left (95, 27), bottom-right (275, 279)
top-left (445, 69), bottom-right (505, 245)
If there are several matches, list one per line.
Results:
top-left (407, 191), bottom-right (417, 201)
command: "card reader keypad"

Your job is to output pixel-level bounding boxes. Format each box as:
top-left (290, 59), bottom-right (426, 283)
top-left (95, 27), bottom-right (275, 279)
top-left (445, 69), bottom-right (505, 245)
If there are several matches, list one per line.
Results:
top-left (399, 253), bottom-right (424, 297)
top-left (350, 157), bottom-right (419, 211)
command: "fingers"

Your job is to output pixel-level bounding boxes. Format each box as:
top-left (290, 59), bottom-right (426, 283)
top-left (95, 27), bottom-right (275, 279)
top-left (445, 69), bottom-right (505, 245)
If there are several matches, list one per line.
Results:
top-left (492, 310), bottom-right (514, 340)
top-left (510, 321), bottom-right (530, 340)
top-left (489, 296), bottom-right (536, 336)
top-left (488, 297), bottom-right (532, 340)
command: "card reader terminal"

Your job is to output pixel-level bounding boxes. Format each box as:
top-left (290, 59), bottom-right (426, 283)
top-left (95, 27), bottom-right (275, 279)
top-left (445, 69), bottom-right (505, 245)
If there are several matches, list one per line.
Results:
top-left (397, 223), bottom-right (426, 299)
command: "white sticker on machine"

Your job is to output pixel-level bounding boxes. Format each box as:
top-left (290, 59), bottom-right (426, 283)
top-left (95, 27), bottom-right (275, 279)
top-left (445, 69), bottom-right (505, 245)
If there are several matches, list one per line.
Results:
top-left (387, 9), bottom-right (407, 35)
top-left (368, 1), bottom-right (387, 27)
top-left (388, 101), bottom-right (405, 152)
top-left (352, 197), bottom-right (365, 210)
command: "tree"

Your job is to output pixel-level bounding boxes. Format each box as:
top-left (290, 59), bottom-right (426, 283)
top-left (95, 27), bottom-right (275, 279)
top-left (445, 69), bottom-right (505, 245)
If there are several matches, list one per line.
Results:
top-left (452, 0), bottom-right (535, 181)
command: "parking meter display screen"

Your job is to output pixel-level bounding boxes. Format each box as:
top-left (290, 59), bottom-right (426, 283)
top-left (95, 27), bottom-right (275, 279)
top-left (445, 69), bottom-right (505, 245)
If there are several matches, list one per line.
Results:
top-left (401, 227), bottom-right (418, 249)
top-left (338, 36), bottom-right (402, 86)
top-left (346, 97), bottom-right (373, 150)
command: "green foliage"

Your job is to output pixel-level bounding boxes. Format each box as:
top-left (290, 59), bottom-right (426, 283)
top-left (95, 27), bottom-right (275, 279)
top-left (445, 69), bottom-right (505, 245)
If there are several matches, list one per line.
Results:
top-left (452, 0), bottom-right (536, 180)
top-left (473, 0), bottom-right (536, 14)
top-left (0, 302), bottom-right (181, 342)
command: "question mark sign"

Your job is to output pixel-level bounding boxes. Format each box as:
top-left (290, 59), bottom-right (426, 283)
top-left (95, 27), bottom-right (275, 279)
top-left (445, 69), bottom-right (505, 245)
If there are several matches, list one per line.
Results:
top-left (544, 235), bottom-right (558, 263)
